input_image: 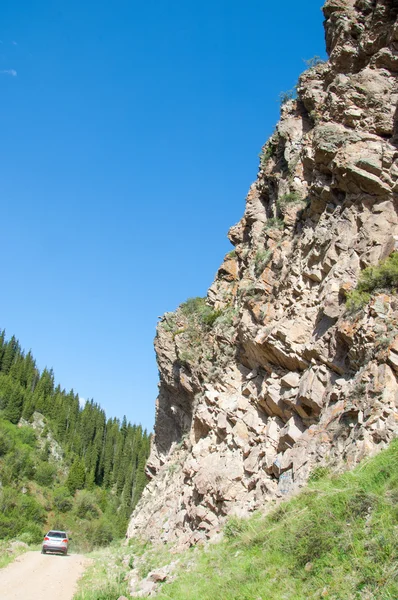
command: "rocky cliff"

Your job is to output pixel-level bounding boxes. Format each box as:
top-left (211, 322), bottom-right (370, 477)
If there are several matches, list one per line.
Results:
top-left (127, 0), bottom-right (398, 548)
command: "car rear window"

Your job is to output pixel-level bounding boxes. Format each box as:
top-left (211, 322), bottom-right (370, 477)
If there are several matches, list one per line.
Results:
top-left (47, 531), bottom-right (66, 538)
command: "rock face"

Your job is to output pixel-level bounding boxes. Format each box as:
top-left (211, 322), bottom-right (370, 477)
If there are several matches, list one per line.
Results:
top-left (127, 0), bottom-right (398, 548)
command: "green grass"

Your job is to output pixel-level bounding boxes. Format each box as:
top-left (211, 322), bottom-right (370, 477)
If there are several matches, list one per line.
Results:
top-left (155, 440), bottom-right (398, 600)
top-left (73, 543), bottom-right (130, 600)
top-left (277, 191), bottom-right (305, 211)
top-left (0, 539), bottom-right (35, 569)
top-left (73, 538), bottom-right (177, 600)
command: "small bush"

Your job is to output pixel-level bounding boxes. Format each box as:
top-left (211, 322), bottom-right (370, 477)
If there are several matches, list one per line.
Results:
top-left (178, 350), bottom-right (194, 366)
top-left (214, 307), bottom-right (238, 329)
top-left (254, 249), bottom-right (272, 277)
top-left (259, 145), bottom-right (275, 167)
top-left (304, 55), bottom-right (325, 68)
top-left (277, 192), bottom-right (304, 211)
top-left (279, 88), bottom-right (296, 106)
top-left (0, 514), bottom-right (21, 539)
top-left (346, 252), bottom-right (398, 312)
top-left (308, 466), bottom-right (329, 482)
top-left (264, 217), bottom-right (284, 231)
top-left (74, 583), bottom-right (128, 600)
top-left (19, 495), bottom-right (47, 524)
top-left (346, 289), bottom-right (371, 312)
top-left (34, 461), bottom-right (56, 486)
top-left (180, 297), bottom-right (222, 329)
top-left (161, 313), bottom-right (178, 333)
top-left (84, 518), bottom-right (114, 547)
top-left (357, 252), bottom-right (398, 293)
top-left (0, 429), bottom-right (11, 456)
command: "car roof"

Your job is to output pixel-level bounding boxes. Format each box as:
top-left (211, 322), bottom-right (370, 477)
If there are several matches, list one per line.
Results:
top-left (47, 530), bottom-right (67, 535)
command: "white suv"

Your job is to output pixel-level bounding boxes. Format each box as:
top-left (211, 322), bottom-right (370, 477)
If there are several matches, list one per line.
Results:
top-left (41, 530), bottom-right (69, 555)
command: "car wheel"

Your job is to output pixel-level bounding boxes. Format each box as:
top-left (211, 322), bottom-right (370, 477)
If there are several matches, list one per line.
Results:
top-left (41, 549), bottom-right (46, 554)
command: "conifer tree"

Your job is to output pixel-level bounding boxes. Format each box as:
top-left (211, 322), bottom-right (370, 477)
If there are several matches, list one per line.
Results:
top-left (3, 384), bottom-right (24, 424)
top-left (66, 458), bottom-right (86, 494)
top-left (1, 336), bottom-right (19, 374)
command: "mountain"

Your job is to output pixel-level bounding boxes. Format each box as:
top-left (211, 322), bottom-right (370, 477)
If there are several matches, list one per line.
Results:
top-left (0, 331), bottom-right (150, 549)
top-left (127, 0), bottom-right (398, 549)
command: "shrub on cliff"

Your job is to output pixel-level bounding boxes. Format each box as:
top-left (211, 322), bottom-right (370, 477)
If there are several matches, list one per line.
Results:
top-left (346, 252), bottom-right (398, 310)
top-left (254, 249), bottom-right (272, 277)
top-left (180, 297), bottom-right (222, 329)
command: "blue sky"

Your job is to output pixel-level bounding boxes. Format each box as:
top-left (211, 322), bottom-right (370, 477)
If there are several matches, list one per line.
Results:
top-left (1, 0), bottom-right (326, 431)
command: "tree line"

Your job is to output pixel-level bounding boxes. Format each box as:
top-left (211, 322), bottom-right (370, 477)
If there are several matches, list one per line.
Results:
top-left (0, 330), bottom-right (151, 519)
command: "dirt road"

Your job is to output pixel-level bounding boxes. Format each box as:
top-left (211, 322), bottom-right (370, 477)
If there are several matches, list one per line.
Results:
top-left (0, 551), bottom-right (90, 600)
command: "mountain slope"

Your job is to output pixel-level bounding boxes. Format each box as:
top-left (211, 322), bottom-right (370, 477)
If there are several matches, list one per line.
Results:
top-left (127, 0), bottom-right (398, 548)
top-left (0, 331), bottom-right (150, 549)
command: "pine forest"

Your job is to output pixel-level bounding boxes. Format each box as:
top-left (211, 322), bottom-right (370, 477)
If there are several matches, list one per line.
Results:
top-left (0, 330), bottom-right (151, 551)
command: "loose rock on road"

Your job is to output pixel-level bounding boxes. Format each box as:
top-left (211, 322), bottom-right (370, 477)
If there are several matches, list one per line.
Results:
top-left (0, 551), bottom-right (91, 600)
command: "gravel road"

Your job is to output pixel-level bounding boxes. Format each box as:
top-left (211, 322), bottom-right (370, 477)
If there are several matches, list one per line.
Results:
top-left (0, 551), bottom-right (91, 600)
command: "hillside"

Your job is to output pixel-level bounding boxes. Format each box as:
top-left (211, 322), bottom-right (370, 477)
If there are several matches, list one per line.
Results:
top-left (0, 331), bottom-right (150, 549)
top-left (72, 439), bottom-right (398, 599)
top-left (127, 0), bottom-right (398, 550)
top-left (154, 439), bottom-right (398, 599)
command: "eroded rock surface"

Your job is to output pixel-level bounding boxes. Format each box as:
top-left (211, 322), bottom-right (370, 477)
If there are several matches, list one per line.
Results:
top-left (128, 0), bottom-right (398, 549)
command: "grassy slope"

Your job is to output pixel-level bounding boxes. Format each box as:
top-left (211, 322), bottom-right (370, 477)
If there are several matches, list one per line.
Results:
top-left (156, 440), bottom-right (398, 600)
top-left (72, 440), bottom-right (398, 600)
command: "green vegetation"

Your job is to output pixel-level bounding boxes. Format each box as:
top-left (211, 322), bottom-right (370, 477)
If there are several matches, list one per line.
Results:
top-left (154, 440), bottom-right (398, 600)
top-left (173, 297), bottom-right (224, 366)
top-left (303, 55), bottom-right (325, 69)
top-left (180, 297), bottom-right (222, 329)
top-left (277, 191), bottom-right (305, 211)
top-left (259, 136), bottom-right (278, 167)
top-left (76, 441), bottom-right (398, 599)
top-left (254, 249), bottom-right (272, 277)
top-left (73, 538), bottom-right (181, 600)
top-left (73, 543), bottom-right (130, 600)
top-left (0, 331), bottom-right (151, 551)
top-left (346, 252), bottom-right (398, 311)
top-left (0, 539), bottom-right (32, 570)
top-left (264, 217), bottom-right (284, 231)
top-left (213, 306), bottom-right (238, 329)
top-left (346, 289), bottom-right (372, 312)
top-left (279, 88), bottom-right (297, 106)
top-left (161, 298), bottom-right (236, 369)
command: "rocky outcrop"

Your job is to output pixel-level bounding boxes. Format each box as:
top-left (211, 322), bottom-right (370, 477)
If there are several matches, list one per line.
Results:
top-left (127, 0), bottom-right (398, 549)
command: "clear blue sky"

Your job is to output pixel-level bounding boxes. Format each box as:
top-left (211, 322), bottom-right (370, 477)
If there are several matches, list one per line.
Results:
top-left (0, 0), bottom-right (326, 431)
